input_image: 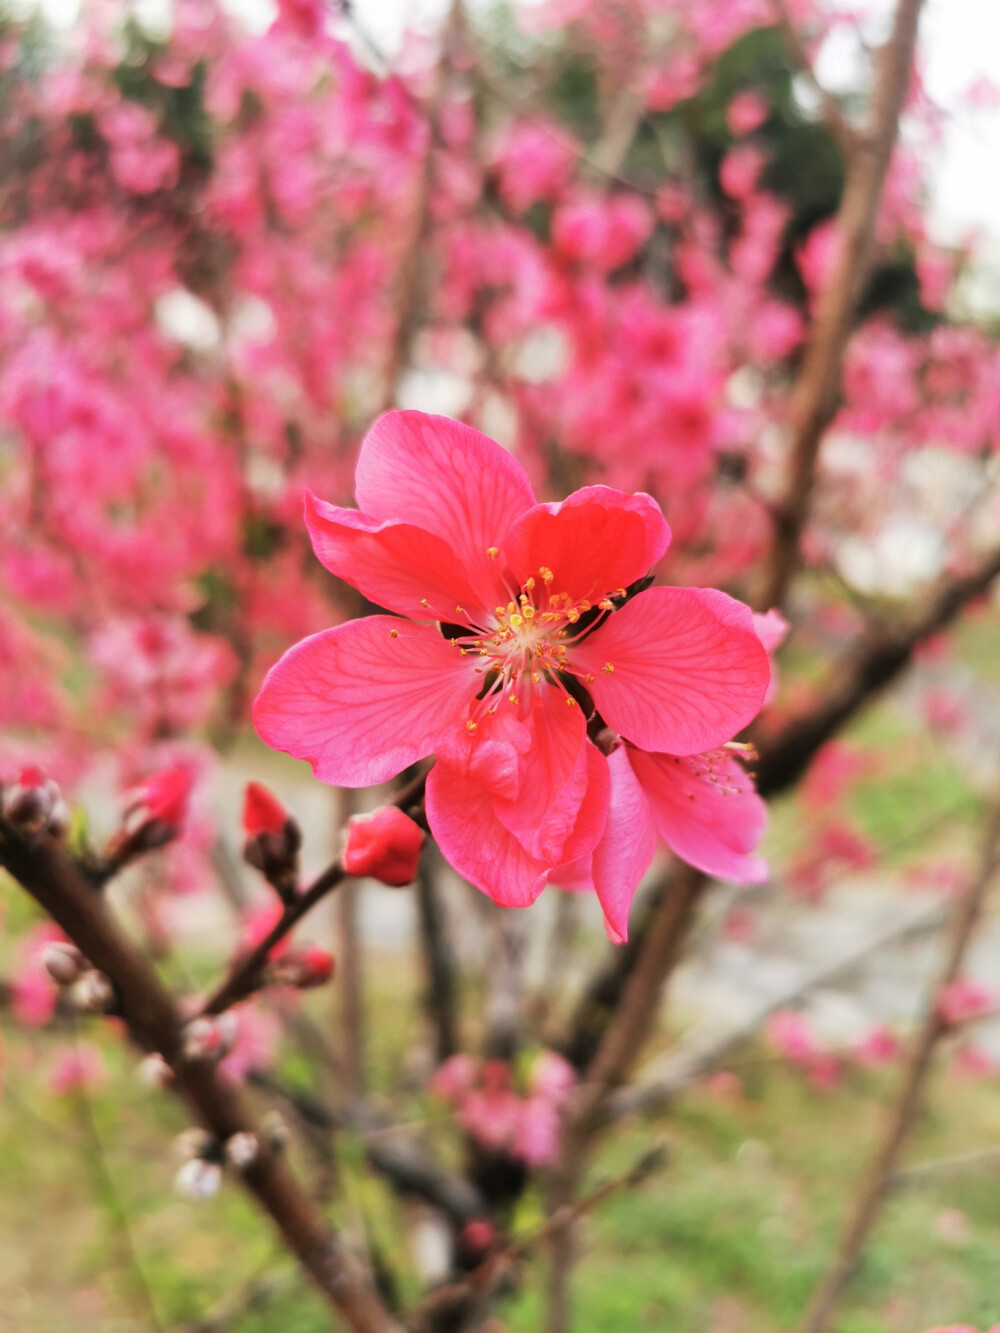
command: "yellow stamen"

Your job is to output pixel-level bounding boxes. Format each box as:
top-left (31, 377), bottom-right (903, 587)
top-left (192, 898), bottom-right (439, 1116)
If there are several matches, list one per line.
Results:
top-left (602, 662), bottom-right (615, 675)
top-left (465, 719), bottom-right (477, 733)
top-left (486, 546), bottom-right (498, 558)
top-left (565, 697), bottom-right (577, 707)
top-left (389, 628), bottom-right (398, 639)
top-left (585, 673), bottom-right (595, 684)
top-left (509, 613), bottom-right (523, 628)
top-left (420, 599), bottom-right (430, 608)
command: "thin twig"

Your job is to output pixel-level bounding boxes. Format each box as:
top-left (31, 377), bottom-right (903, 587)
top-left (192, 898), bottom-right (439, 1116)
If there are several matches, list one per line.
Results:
top-left (796, 798), bottom-right (1000, 1333)
top-left (769, 0), bottom-right (858, 157)
top-left (409, 1142), bottom-right (668, 1331)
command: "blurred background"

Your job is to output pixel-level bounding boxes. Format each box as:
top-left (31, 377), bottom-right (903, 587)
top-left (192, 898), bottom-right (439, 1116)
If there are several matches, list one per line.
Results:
top-left (2, 0), bottom-right (1000, 1329)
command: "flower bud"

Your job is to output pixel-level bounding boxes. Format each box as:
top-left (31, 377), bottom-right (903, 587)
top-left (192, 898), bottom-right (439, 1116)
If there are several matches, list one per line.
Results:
top-left (242, 782), bottom-right (301, 900)
top-left (118, 765), bottom-right (193, 855)
top-left (42, 942), bottom-right (86, 988)
top-left (264, 942), bottom-right (335, 990)
top-left (69, 970), bottom-right (115, 1014)
top-left (342, 807), bottom-right (424, 886)
top-left (138, 1052), bottom-right (173, 1088)
top-left (180, 1012), bottom-right (238, 1064)
top-left (2, 766), bottom-right (68, 837)
top-left (175, 1157), bottom-right (222, 1199)
top-left (224, 1131), bottom-right (259, 1170)
top-left (457, 1217), bottom-right (499, 1265)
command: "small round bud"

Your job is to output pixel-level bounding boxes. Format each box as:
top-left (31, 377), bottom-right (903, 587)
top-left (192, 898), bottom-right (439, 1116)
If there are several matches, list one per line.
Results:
top-left (265, 942), bottom-right (335, 990)
top-left (2, 766), bottom-right (66, 837)
top-left (70, 970), bottom-right (115, 1014)
top-left (180, 1013), bottom-right (237, 1064)
top-left (42, 942), bottom-right (86, 988)
top-left (138, 1053), bottom-right (173, 1089)
top-left (242, 783), bottom-right (301, 899)
top-left (175, 1157), bottom-right (222, 1199)
top-left (224, 1132), bottom-right (259, 1170)
top-left (342, 807), bottom-right (425, 886)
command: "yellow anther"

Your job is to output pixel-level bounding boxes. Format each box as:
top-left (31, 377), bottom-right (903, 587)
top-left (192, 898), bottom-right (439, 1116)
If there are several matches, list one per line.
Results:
top-left (567, 609), bottom-right (580, 624)
top-left (540, 566), bottom-right (554, 585)
top-left (389, 628), bottom-right (398, 639)
top-left (523, 605), bottom-right (535, 619)
top-left (602, 662), bottom-right (615, 675)
top-left (496, 605), bottom-right (506, 617)
top-left (565, 696), bottom-right (578, 707)
top-left (616, 588), bottom-right (627, 599)
top-left (509, 613), bottom-right (523, 628)
top-left (465, 719), bottom-right (478, 733)
top-left (508, 694), bottom-right (519, 705)
top-left (532, 671), bottom-right (542, 685)
top-left (599, 599), bottom-right (614, 612)
top-left (579, 601), bottom-right (591, 612)
top-left (585, 673), bottom-right (595, 684)
top-left (487, 706), bottom-right (497, 715)
top-left (420, 599), bottom-right (430, 608)
top-left (456, 605), bottom-right (466, 616)
top-left (486, 546), bottom-right (499, 558)
top-left (459, 649), bottom-right (467, 656)
top-left (507, 601), bottom-right (517, 615)
top-left (525, 577), bottom-right (536, 590)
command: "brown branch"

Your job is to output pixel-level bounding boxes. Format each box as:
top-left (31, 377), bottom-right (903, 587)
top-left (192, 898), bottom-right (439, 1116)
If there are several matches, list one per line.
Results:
top-left (415, 849), bottom-right (460, 1063)
top-left (769, 0), bottom-right (858, 158)
top-left (758, 0), bottom-right (925, 611)
top-left (607, 895), bottom-right (949, 1121)
top-left (755, 542), bottom-right (1000, 799)
top-left (796, 798), bottom-right (1000, 1333)
top-left (199, 767), bottom-right (428, 1017)
top-left (409, 1142), bottom-right (668, 1332)
top-left (0, 823), bottom-right (402, 1333)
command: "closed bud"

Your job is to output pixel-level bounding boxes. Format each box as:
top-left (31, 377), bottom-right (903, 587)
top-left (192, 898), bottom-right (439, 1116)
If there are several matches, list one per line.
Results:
top-left (2, 766), bottom-right (67, 837)
top-left (342, 807), bottom-right (424, 887)
top-left (180, 1012), bottom-right (238, 1064)
top-left (224, 1132), bottom-right (259, 1170)
top-left (70, 970), bottom-right (115, 1014)
top-left (42, 942), bottom-right (86, 988)
top-left (175, 1157), bottom-right (222, 1199)
top-left (116, 765), bottom-right (194, 858)
top-left (242, 782), bottom-right (300, 899)
top-left (265, 942), bottom-right (335, 990)
top-left (458, 1217), bottom-right (499, 1264)
top-left (138, 1052), bottom-right (173, 1089)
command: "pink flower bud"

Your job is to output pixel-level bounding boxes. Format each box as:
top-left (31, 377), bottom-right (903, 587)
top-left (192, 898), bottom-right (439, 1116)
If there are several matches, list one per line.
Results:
top-left (121, 765), bottom-right (193, 851)
top-left (242, 782), bottom-right (300, 898)
top-left (265, 942), bottom-right (335, 989)
top-left (459, 1217), bottom-right (498, 1260)
top-left (343, 807), bottom-right (424, 886)
top-left (181, 1013), bottom-right (238, 1063)
top-left (2, 766), bottom-right (68, 836)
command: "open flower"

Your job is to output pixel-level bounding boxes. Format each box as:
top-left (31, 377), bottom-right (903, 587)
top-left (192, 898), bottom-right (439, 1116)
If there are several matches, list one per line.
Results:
top-left (254, 411), bottom-right (769, 937)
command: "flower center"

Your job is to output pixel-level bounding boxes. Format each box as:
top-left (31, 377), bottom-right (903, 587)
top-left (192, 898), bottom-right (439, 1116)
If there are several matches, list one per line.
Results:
top-left (448, 564), bottom-right (619, 732)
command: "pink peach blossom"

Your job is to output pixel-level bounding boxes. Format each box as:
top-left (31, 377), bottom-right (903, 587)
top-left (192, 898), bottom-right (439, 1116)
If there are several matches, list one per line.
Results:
top-left (255, 411), bottom-right (770, 938)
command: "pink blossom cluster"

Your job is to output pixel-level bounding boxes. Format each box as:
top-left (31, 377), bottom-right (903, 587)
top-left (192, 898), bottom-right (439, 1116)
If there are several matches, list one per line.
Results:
top-left (431, 1050), bottom-right (576, 1167)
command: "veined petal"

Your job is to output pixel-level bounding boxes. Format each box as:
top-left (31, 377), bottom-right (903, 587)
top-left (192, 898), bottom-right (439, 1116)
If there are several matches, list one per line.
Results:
top-left (253, 617), bottom-right (478, 787)
top-left (503, 486), bottom-right (670, 607)
top-left (426, 761), bottom-right (551, 908)
top-left (304, 491), bottom-right (490, 624)
top-left (492, 689), bottom-right (589, 863)
top-left (572, 586), bottom-right (770, 755)
top-left (629, 746), bottom-right (767, 883)
top-left (591, 746), bottom-right (657, 942)
top-left (354, 411), bottom-right (535, 610)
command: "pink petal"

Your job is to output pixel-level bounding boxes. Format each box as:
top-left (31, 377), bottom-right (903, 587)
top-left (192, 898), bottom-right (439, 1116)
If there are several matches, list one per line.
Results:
top-left (426, 760), bottom-right (551, 908)
top-left (502, 486), bottom-right (670, 607)
top-left (354, 411), bottom-right (535, 612)
top-left (304, 491), bottom-right (491, 623)
top-left (253, 617), bottom-right (478, 786)
top-left (591, 746), bottom-right (657, 942)
top-left (628, 746), bottom-right (767, 883)
top-left (492, 689), bottom-right (588, 862)
top-left (572, 587), bottom-right (770, 755)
